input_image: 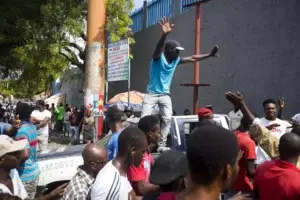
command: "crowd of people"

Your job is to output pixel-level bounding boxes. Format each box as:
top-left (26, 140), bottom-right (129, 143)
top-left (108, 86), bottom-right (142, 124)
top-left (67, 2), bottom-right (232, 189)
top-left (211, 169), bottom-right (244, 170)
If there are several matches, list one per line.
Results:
top-left (1, 16), bottom-right (300, 200)
top-left (1, 94), bottom-right (300, 200)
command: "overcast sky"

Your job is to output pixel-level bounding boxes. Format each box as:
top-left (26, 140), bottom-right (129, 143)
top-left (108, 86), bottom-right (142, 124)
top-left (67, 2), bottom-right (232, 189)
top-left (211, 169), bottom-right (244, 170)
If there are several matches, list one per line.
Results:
top-left (134, 0), bottom-right (144, 10)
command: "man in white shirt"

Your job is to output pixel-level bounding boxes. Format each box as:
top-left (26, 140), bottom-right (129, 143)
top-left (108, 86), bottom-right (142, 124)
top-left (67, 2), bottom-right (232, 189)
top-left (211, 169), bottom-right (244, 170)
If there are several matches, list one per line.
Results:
top-left (228, 106), bottom-right (243, 131)
top-left (31, 100), bottom-right (51, 151)
top-left (90, 127), bottom-right (148, 200)
top-left (257, 99), bottom-right (291, 139)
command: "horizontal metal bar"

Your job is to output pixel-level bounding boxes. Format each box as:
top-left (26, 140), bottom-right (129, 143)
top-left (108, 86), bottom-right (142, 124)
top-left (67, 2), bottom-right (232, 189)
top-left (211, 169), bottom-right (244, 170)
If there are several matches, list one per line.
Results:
top-left (180, 83), bottom-right (211, 87)
top-left (182, 0), bottom-right (213, 8)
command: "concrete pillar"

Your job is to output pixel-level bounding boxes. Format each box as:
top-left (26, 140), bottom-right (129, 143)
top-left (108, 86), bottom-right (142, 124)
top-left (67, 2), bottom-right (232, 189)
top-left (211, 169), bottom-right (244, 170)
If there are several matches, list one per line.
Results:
top-left (142, 0), bottom-right (148, 29)
top-left (173, 0), bottom-right (181, 16)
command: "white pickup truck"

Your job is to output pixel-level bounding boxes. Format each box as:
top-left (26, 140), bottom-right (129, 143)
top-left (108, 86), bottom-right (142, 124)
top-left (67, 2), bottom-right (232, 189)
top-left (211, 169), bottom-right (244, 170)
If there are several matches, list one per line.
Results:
top-left (37, 114), bottom-right (232, 194)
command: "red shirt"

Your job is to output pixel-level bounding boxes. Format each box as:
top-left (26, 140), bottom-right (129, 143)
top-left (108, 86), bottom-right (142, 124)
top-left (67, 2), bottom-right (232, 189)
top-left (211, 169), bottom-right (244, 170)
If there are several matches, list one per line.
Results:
top-left (254, 159), bottom-right (300, 200)
top-left (232, 131), bottom-right (256, 192)
top-left (128, 151), bottom-right (154, 183)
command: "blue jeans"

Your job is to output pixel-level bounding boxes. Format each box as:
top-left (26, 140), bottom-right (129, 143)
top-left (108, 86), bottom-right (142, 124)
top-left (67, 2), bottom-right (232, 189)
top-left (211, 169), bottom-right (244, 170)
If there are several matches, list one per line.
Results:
top-left (141, 93), bottom-right (172, 147)
top-left (70, 126), bottom-right (79, 145)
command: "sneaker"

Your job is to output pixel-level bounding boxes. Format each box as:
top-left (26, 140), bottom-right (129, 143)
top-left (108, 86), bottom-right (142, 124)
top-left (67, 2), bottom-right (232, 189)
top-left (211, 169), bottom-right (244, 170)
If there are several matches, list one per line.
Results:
top-left (157, 146), bottom-right (171, 153)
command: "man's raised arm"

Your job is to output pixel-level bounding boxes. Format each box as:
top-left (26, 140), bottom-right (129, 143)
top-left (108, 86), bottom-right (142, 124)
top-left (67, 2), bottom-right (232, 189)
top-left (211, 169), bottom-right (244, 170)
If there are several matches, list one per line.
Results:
top-left (153, 17), bottom-right (174, 60)
top-left (179, 46), bottom-right (219, 64)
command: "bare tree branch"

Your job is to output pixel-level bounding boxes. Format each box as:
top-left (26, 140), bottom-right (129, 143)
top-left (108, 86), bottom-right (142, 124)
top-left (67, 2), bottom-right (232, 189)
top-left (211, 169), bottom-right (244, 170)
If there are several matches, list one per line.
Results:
top-left (80, 32), bottom-right (87, 41)
top-left (60, 51), bottom-right (84, 71)
top-left (68, 42), bottom-right (84, 53)
top-left (59, 51), bottom-right (72, 61)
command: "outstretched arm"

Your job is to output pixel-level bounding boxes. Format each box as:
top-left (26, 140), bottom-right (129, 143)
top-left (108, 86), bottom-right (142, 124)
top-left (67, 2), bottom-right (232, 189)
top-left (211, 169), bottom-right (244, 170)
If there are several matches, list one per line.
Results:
top-left (179, 46), bottom-right (219, 65)
top-left (153, 17), bottom-right (174, 60)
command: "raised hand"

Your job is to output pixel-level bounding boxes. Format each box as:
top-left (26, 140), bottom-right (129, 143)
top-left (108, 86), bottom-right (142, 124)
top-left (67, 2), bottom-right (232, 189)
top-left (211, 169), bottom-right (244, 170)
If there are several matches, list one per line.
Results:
top-left (278, 97), bottom-right (285, 109)
top-left (209, 45), bottom-right (219, 57)
top-left (159, 17), bottom-right (174, 34)
top-left (225, 91), bottom-right (244, 108)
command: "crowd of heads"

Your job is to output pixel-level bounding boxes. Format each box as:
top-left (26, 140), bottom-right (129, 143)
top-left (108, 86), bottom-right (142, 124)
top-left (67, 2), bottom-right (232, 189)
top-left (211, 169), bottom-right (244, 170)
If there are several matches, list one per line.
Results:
top-left (1, 95), bottom-right (300, 200)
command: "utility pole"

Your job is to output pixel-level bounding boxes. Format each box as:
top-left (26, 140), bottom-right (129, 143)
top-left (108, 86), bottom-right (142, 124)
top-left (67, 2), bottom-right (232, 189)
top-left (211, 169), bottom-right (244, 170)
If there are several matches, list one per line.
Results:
top-left (181, 0), bottom-right (213, 114)
top-left (84, 0), bottom-right (106, 140)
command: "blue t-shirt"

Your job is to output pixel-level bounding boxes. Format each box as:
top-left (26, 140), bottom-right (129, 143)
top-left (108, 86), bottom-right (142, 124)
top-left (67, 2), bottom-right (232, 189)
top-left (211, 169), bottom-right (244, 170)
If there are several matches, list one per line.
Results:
top-left (14, 121), bottom-right (40, 182)
top-left (147, 54), bottom-right (181, 94)
top-left (0, 122), bottom-right (11, 135)
top-left (107, 130), bottom-right (123, 161)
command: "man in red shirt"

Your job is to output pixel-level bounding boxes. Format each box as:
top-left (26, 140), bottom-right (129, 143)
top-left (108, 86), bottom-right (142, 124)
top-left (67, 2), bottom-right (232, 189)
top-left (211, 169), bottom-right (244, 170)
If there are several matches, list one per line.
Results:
top-left (232, 117), bottom-right (256, 194)
top-left (128, 115), bottom-right (161, 196)
top-left (254, 132), bottom-right (300, 200)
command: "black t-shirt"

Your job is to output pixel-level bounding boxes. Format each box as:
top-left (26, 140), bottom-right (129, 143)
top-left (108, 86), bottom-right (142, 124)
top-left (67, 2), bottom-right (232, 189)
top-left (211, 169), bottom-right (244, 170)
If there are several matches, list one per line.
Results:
top-left (76, 111), bottom-right (84, 126)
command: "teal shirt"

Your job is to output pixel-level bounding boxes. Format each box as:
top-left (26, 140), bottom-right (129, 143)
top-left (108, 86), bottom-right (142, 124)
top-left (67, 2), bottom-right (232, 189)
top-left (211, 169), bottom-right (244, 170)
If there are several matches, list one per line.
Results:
top-left (15, 121), bottom-right (40, 182)
top-left (147, 54), bottom-right (180, 94)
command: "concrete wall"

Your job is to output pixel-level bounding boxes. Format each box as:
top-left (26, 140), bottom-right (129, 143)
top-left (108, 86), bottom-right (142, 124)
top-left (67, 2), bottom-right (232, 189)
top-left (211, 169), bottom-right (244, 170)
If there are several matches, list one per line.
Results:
top-left (60, 68), bottom-right (84, 107)
top-left (109, 0), bottom-right (300, 118)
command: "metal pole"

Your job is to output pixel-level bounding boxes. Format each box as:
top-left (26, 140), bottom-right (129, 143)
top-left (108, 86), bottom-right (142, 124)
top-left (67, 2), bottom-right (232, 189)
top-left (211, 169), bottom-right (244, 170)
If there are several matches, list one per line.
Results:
top-left (142, 0), bottom-right (148, 29)
top-left (173, 0), bottom-right (180, 16)
top-left (193, 4), bottom-right (201, 114)
top-left (127, 39), bottom-right (131, 107)
top-left (105, 81), bottom-right (108, 103)
top-left (128, 58), bottom-right (131, 107)
top-left (84, 0), bottom-right (106, 140)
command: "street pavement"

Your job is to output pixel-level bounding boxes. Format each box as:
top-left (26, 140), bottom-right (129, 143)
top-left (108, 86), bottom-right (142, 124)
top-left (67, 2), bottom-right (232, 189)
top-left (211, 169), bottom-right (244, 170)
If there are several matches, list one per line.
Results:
top-left (48, 132), bottom-right (70, 149)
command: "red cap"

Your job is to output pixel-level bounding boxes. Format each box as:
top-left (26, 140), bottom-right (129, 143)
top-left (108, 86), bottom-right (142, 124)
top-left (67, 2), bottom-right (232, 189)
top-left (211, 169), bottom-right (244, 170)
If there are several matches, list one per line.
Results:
top-left (197, 108), bottom-right (213, 119)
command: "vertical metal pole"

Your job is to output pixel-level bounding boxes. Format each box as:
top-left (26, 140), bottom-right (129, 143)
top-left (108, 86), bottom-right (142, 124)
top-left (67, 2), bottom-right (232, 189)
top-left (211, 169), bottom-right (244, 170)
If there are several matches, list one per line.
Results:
top-left (105, 81), bottom-right (108, 103)
top-left (128, 59), bottom-right (131, 107)
top-left (127, 39), bottom-right (131, 107)
top-left (173, 0), bottom-right (181, 16)
top-left (193, 4), bottom-right (201, 114)
top-left (84, 0), bottom-right (106, 140)
top-left (142, 0), bottom-right (148, 29)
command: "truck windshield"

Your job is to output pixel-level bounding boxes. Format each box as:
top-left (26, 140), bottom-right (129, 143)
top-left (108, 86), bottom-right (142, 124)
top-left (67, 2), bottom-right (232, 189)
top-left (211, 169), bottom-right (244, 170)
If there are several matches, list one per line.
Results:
top-left (183, 119), bottom-right (224, 135)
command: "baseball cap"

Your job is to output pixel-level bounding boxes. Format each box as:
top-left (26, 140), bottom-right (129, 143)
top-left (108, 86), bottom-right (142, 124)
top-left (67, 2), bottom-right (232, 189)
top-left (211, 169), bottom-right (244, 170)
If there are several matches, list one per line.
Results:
top-left (150, 150), bottom-right (188, 185)
top-left (0, 135), bottom-right (28, 158)
top-left (197, 108), bottom-right (213, 119)
top-left (165, 40), bottom-right (184, 52)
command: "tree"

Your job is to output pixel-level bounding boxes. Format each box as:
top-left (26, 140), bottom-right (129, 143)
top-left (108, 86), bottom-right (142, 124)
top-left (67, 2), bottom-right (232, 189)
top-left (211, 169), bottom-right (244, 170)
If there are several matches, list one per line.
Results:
top-left (0, 0), bottom-right (135, 97)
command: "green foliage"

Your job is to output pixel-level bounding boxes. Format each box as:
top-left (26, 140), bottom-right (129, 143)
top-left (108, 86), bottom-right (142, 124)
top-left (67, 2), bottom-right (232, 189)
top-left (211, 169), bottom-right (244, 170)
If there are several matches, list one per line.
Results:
top-left (0, 0), bottom-right (85, 97)
top-left (106, 0), bottom-right (135, 45)
top-left (0, 0), bottom-right (135, 97)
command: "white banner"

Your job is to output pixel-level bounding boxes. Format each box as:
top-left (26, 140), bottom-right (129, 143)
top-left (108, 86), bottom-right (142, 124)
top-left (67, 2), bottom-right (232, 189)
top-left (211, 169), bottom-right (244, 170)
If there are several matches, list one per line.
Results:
top-left (107, 39), bottom-right (129, 82)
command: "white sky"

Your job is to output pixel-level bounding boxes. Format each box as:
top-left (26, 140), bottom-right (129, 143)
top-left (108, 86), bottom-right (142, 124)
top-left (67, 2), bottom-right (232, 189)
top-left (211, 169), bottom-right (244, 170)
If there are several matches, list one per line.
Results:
top-left (134, 0), bottom-right (144, 10)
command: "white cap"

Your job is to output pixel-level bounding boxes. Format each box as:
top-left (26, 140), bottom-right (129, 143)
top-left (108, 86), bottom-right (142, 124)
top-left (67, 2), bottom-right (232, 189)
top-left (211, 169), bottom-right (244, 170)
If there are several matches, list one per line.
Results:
top-left (0, 135), bottom-right (28, 157)
top-left (175, 46), bottom-right (184, 51)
